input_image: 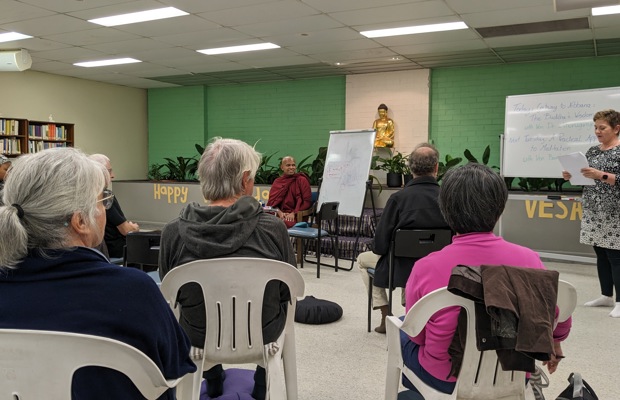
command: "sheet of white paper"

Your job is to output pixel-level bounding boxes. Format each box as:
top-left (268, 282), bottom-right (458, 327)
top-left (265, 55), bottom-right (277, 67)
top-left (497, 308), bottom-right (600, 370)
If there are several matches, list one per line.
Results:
top-left (558, 152), bottom-right (595, 186)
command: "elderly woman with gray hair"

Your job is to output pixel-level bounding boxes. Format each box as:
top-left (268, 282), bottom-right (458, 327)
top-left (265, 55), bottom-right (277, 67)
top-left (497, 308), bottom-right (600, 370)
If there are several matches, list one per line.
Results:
top-left (0, 147), bottom-right (195, 400)
top-left (159, 137), bottom-right (295, 400)
top-left (401, 163), bottom-right (572, 396)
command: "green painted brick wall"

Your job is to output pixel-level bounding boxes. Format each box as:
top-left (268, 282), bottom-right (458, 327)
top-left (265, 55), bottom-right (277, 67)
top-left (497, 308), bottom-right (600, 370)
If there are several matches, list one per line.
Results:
top-left (206, 77), bottom-right (345, 163)
top-left (430, 55), bottom-right (620, 169)
top-left (148, 86), bottom-right (206, 165)
top-left (147, 77), bottom-right (345, 169)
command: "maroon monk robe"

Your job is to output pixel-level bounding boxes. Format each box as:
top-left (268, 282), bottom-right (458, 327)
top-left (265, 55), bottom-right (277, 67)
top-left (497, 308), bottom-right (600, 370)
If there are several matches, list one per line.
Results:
top-left (267, 173), bottom-right (312, 228)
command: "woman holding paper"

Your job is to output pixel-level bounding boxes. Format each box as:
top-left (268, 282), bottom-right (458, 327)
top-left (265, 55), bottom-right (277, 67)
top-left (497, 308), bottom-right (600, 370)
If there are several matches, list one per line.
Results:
top-left (562, 109), bottom-right (620, 318)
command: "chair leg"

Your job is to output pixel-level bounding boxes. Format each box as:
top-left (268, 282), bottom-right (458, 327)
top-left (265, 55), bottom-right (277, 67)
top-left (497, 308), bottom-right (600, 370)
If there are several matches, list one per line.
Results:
top-left (367, 273), bottom-right (373, 332)
top-left (334, 235), bottom-right (339, 272)
top-left (316, 238), bottom-right (320, 279)
top-left (300, 240), bottom-right (304, 269)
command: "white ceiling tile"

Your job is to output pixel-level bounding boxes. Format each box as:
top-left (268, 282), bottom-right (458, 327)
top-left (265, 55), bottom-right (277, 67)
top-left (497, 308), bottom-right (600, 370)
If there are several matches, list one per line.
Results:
top-left (301, 0), bottom-right (422, 13)
top-left (371, 29), bottom-right (481, 47)
top-left (16, 0), bottom-right (134, 13)
top-left (153, 28), bottom-right (252, 47)
top-left (595, 26), bottom-right (620, 38)
top-left (83, 38), bottom-right (174, 54)
top-left (197, 1), bottom-right (319, 26)
top-left (392, 39), bottom-right (489, 55)
top-left (34, 46), bottom-right (108, 62)
top-left (288, 38), bottom-right (382, 55)
top-left (313, 47), bottom-right (399, 63)
top-left (45, 28), bottom-right (141, 46)
top-left (0, 0), bottom-right (55, 24)
top-left (238, 54), bottom-right (320, 68)
top-left (66, 0), bottom-right (170, 20)
top-left (111, 15), bottom-right (218, 37)
top-left (591, 14), bottom-right (620, 28)
top-left (0, 14), bottom-right (92, 36)
top-left (445, 0), bottom-right (552, 14)
top-left (233, 15), bottom-right (344, 37)
top-left (329, 2), bottom-right (454, 26)
top-left (262, 27), bottom-right (361, 47)
top-left (164, 0), bottom-right (277, 13)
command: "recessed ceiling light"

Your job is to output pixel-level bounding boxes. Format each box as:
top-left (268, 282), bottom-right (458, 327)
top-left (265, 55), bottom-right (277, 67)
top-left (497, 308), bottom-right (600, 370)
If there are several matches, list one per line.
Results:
top-left (0, 32), bottom-right (33, 43)
top-left (74, 58), bottom-right (141, 67)
top-left (360, 22), bottom-right (468, 38)
top-left (197, 43), bottom-right (280, 55)
top-left (88, 7), bottom-right (188, 27)
top-left (592, 5), bottom-right (620, 15)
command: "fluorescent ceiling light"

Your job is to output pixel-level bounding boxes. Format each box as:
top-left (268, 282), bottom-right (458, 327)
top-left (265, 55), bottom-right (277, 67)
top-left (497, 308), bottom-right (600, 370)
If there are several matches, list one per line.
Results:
top-left (592, 5), bottom-right (620, 15)
top-left (360, 22), bottom-right (468, 38)
top-left (197, 43), bottom-right (280, 55)
top-left (0, 32), bottom-right (33, 43)
top-left (88, 7), bottom-right (188, 27)
top-left (74, 58), bottom-right (141, 67)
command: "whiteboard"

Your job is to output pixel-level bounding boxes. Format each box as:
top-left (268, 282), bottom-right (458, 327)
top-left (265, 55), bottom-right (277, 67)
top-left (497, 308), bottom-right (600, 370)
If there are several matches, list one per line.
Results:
top-left (502, 86), bottom-right (620, 178)
top-left (318, 129), bottom-right (376, 217)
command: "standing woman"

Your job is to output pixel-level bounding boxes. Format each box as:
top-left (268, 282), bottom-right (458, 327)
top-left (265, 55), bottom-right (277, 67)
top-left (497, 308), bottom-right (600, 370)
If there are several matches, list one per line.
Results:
top-left (563, 109), bottom-right (620, 318)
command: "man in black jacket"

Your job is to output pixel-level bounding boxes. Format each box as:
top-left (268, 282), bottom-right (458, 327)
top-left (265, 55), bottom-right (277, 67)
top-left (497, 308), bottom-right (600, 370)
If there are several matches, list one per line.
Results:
top-left (357, 143), bottom-right (449, 333)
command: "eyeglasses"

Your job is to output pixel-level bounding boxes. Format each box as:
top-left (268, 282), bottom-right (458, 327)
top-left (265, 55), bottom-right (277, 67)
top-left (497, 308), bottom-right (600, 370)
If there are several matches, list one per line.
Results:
top-left (98, 189), bottom-right (115, 210)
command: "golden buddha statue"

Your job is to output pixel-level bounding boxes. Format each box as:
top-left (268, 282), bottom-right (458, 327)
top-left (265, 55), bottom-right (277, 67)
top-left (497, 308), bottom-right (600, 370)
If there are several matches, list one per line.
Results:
top-left (372, 103), bottom-right (395, 148)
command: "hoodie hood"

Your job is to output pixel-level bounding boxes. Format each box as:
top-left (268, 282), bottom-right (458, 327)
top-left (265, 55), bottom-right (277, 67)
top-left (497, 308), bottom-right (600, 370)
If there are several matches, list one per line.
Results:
top-left (177, 195), bottom-right (264, 258)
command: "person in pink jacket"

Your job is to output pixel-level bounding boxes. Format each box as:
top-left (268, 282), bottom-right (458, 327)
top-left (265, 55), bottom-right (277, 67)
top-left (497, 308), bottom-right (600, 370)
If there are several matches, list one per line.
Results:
top-left (403, 163), bottom-right (572, 395)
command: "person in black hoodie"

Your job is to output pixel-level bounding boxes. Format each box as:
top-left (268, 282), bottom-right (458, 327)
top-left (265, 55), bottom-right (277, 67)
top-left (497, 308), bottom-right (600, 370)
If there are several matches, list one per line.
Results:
top-left (159, 137), bottom-right (295, 400)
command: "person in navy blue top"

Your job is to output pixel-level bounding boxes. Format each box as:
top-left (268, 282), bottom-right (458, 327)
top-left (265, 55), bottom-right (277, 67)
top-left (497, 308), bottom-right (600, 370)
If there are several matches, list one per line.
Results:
top-left (0, 147), bottom-right (196, 400)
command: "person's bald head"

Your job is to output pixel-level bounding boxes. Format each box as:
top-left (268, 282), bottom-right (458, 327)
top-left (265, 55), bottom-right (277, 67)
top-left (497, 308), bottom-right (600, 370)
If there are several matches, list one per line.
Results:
top-left (280, 156), bottom-right (297, 175)
top-left (408, 143), bottom-right (439, 177)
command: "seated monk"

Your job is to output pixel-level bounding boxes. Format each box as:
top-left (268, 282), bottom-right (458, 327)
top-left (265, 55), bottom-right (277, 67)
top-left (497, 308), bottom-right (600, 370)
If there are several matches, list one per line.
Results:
top-left (267, 156), bottom-right (312, 228)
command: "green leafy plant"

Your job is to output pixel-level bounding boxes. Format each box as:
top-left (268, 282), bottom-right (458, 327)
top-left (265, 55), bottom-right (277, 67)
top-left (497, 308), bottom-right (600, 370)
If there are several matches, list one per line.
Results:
top-left (376, 150), bottom-right (408, 174)
top-left (463, 145), bottom-right (499, 171)
top-left (254, 152), bottom-right (280, 184)
top-left (162, 156), bottom-right (198, 181)
top-left (147, 163), bottom-right (166, 181)
top-left (437, 154), bottom-right (462, 182)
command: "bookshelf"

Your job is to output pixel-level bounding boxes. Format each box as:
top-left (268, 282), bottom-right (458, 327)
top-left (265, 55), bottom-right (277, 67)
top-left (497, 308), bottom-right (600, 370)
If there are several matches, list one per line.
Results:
top-left (0, 118), bottom-right (74, 157)
top-left (27, 120), bottom-right (74, 154)
top-left (0, 118), bottom-right (27, 157)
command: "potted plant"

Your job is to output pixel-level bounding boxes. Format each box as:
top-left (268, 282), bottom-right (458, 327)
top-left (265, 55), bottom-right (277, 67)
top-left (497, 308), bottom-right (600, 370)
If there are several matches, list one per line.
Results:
top-left (377, 151), bottom-right (408, 187)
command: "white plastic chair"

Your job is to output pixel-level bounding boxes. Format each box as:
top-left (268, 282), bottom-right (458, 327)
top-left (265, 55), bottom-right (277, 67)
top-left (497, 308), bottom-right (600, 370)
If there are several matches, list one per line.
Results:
top-left (160, 257), bottom-right (305, 400)
top-left (0, 329), bottom-right (183, 399)
top-left (385, 280), bottom-right (577, 400)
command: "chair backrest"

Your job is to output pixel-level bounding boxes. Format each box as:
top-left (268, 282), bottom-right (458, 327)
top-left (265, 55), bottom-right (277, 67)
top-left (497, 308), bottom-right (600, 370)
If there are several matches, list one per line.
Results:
top-left (318, 201), bottom-right (339, 222)
top-left (160, 257), bottom-right (305, 365)
top-left (392, 228), bottom-right (452, 259)
top-left (124, 230), bottom-right (161, 269)
top-left (398, 280), bottom-right (576, 399)
top-left (0, 329), bottom-right (181, 399)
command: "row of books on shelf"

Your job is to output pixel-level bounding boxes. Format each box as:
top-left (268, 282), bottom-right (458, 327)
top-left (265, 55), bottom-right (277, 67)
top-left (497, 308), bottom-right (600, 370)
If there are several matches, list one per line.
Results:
top-left (0, 119), bottom-right (21, 136)
top-left (28, 141), bottom-right (67, 153)
top-left (28, 124), bottom-right (69, 140)
top-left (1, 138), bottom-right (22, 155)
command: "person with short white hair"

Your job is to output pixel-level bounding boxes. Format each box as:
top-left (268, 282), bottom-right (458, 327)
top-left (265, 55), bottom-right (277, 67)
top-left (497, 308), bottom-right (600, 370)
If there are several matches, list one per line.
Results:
top-left (159, 137), bottom-right (295, 400)
top-left (0, 147), bottom-right (196, 399)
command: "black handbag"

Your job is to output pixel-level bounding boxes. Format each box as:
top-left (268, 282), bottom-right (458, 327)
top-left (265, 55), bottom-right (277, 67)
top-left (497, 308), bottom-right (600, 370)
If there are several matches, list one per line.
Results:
top-left (555, 372), bottom-right (599, 400)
